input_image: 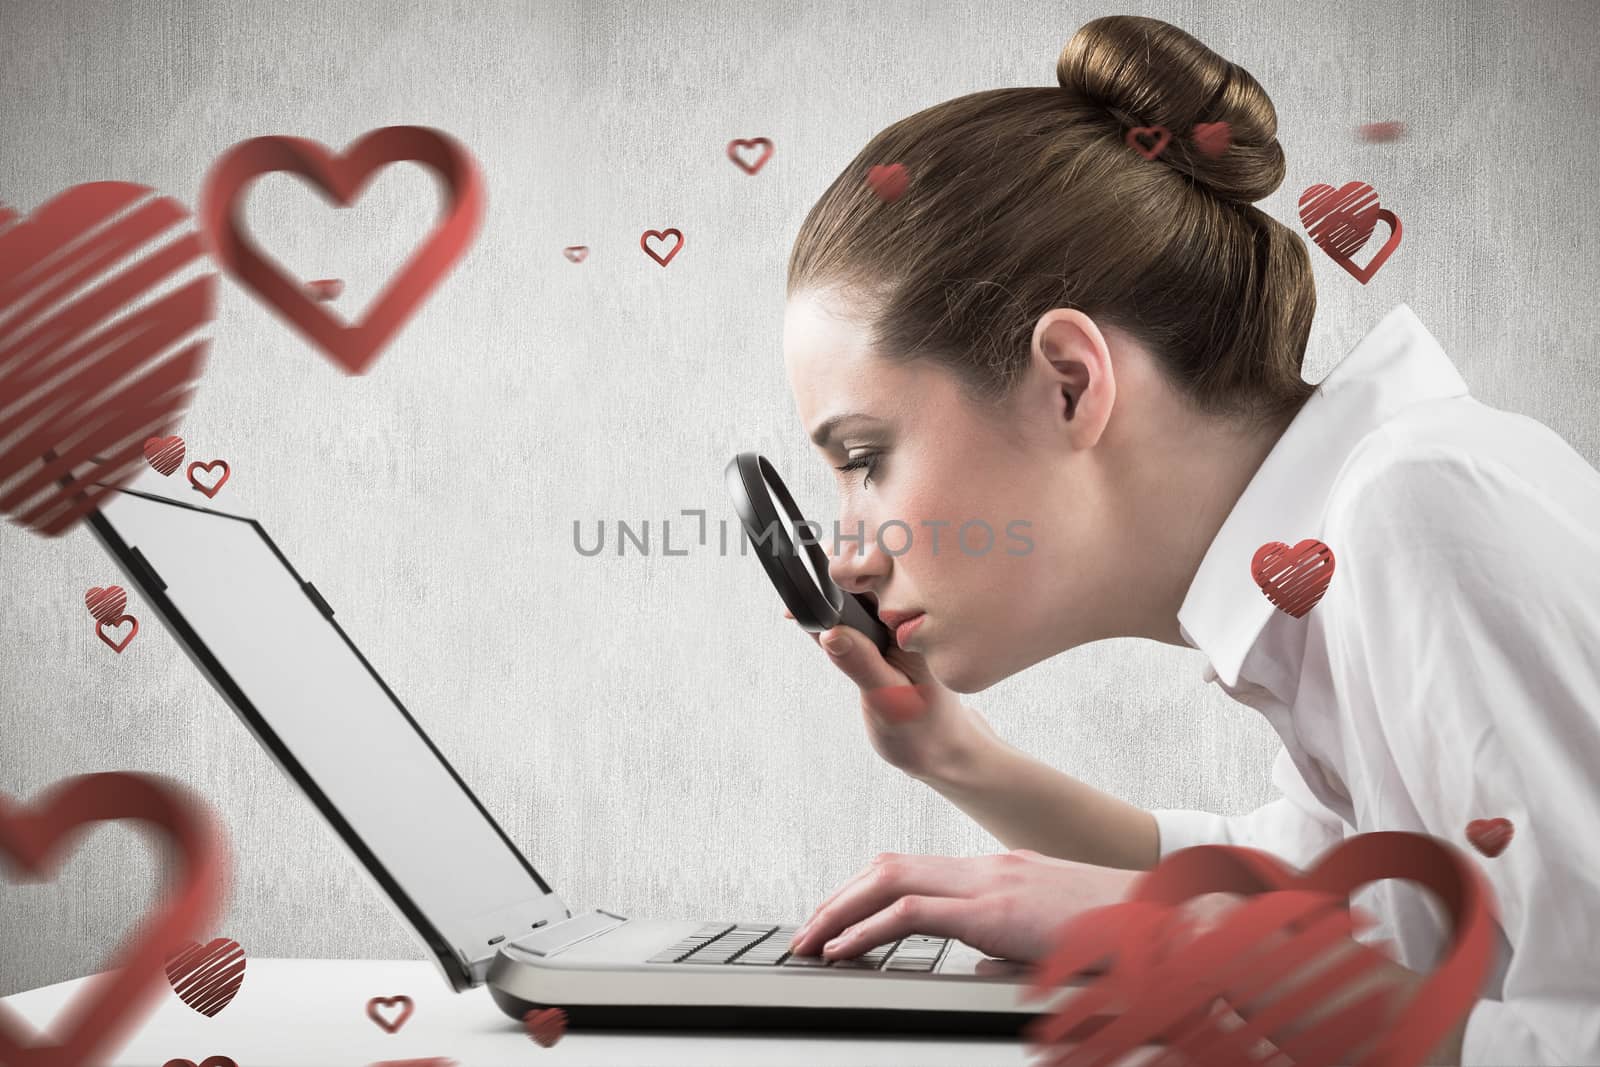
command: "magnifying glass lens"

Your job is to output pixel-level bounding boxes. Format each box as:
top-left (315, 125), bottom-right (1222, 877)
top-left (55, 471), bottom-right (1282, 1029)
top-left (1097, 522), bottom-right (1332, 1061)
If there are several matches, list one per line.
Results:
top-left (763, 465), bottom-right (829, 594)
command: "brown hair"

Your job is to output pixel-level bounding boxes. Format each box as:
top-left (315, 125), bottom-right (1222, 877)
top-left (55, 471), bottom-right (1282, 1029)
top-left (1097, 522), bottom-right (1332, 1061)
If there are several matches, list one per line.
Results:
top-left (786, 14), bottom-right (1316, 428)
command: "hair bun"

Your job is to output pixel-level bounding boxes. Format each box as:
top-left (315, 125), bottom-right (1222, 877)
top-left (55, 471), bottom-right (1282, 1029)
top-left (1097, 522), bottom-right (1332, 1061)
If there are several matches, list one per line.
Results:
top-left (1057, 15), bottom-right (1284, 205)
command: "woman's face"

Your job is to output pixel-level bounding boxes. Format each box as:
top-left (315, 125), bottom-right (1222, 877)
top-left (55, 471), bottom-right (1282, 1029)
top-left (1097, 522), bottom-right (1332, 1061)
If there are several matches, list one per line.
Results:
top-left (782, 287), bottom-right (1117, 693)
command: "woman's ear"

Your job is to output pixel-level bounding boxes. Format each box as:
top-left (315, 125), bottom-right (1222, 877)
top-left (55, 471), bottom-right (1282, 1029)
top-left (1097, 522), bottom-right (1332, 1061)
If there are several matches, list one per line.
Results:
top-left (1031, 309), bottom-right (1116, 449)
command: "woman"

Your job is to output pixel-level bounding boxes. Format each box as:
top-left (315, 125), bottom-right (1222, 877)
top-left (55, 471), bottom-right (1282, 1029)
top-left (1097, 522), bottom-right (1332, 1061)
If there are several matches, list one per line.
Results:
top-left (777, 14), bottom-right (1600, 1066)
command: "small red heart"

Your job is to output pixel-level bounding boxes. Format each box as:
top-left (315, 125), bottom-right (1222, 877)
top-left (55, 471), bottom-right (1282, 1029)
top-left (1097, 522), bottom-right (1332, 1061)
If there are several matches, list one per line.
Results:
top-left (1358, 121), bottom-right (1406, 143)
top-left (640, 229), bottom-right (684, 268)
top-left (726, 137), bottom-right (774, 176)
top-left (161, 1057), bottom-right (238, 1067)
top-left (1297, 181), bottom-right (1403, 284)
top-left (524, 1006), bottom-right (568, 1047)
top-left (304, 278), bottom-right (344, 302)
top-left (367, 995), bottom-right (415, 1034)
top-left (85, 585), bottom-right (129, 623)
top-left (186, 459), bottom-right (230, 499)
top-left (1190, 121), bottom-right (1231, 158)
top-left (866, 163), bottom-right (909, 203)
top-left (143, 435), bottom-right (187, 476)
top-left (165, 937), bottom-right (246, 1016)
top-left (1125, 125), bottom-right (1172, 161)
top-left (1250, 539), bottom-right (1336, 618)
top-left (1465, 817), bottom-right (1514, 858)
top-left (97, 614), bottom-right (139, 653)
top-left (562, 245), bottom-right (589, 263)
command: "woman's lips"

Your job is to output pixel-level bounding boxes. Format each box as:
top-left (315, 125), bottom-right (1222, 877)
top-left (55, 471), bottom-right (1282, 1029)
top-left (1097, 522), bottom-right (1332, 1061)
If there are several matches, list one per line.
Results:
top-left (877, 609), bottom-right (926, 649)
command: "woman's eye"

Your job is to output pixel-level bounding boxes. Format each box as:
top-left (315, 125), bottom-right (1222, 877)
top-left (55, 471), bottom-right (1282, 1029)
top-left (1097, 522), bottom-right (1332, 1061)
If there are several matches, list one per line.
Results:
top-left (833, 452), bottom-right (880, 487)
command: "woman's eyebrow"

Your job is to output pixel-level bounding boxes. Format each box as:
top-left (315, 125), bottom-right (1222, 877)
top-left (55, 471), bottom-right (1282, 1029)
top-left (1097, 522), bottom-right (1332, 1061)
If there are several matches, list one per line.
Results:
top-left (810, 411), bottom-right (887, 447)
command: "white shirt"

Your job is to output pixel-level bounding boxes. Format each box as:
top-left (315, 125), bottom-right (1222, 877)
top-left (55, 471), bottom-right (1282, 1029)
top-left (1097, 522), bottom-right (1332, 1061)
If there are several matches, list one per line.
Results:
top-left (1150, 303), bottom-right (1600, 1066)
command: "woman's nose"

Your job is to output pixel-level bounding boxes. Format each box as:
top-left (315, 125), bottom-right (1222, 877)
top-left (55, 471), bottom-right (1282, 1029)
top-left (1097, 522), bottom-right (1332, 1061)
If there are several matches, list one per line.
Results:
top-left (826, 527), bottom-right (888, 593)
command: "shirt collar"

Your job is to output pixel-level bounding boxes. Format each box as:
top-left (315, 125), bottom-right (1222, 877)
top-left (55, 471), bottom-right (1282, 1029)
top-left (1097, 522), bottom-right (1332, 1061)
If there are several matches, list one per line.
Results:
top-left (1176, 303), bottom-right (1470, 688)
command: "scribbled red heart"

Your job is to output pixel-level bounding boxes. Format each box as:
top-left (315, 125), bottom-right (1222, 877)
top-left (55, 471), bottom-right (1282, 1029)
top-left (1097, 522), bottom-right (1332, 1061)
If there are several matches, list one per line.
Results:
top-left (96, 614), bottom-right (139, 653)
top-left (561, 246), bottom-right (589, 263)
top-left (165, 937), bottom-right (246, 1016)
top-left (1250, 539), bottom-right (1335, 618)
top-left (1125, 125), bottom-right (1172, 160)
top-left (726, 137), bottom-right (774, 175)
top-left (0, 772), bottom-right (227, 1067)
top-left (160, 1057), bottom-right (237, 1067)
top-left (1025, 832), bottom-right (1497, 1067)
top-left (0, 183), bottom-right (214, 538)
top-left (866, 164), bottom-right (908, 203)
top-left (1191, 121), bottom-right (1232, 158)
top-left (198, 125), bottom-right (484, 376)
top-left (143, 435), bottom-right (187, 476)
top-left (640, 229), bottom-right (684, 267)
top-left (186, 459), bottom-right (230, 499)
top-left (85, 585), bottom-right (128, 623)
top-left (1466, 817), bottom-right (1514, 858)
top-left (1298, 181), bottom-right (1403, 284)
top-left (304, 278), bottom-right (343, 302)
top-left (524, 1006), bottom-right (568, 1047)
top-left (367, 995), bottom-right (415, 1034)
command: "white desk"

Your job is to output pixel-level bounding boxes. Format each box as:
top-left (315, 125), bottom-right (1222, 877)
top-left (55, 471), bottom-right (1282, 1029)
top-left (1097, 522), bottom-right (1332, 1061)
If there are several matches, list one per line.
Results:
top-left (1, 958), bottom-right (1039, 1066)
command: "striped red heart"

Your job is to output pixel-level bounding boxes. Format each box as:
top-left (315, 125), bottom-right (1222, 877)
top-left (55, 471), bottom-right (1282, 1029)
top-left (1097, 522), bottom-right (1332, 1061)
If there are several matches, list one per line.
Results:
top-left (1465, 817), bottom-right (1514, 858)
top-left (165, 937), bottom-right (246, 1016)
top-left (1251, 539), bottom-right (1336, 618)
top-left (1297, 181), bottom-right (1403, 284)
top-left (85, 585), bottom-right (128, 623)
top-left (144, 434), bottom-right (187, 476)
top-left (524, 1006), bottom-right (568, 1047)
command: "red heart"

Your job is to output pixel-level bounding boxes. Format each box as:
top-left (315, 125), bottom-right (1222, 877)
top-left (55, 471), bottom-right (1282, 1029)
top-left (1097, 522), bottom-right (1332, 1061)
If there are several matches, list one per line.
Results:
top-left (0, 772), bottom-right (227, 1067)
top-left (1298, 181), bottom-right (1403, 284)
top-left (84, 585), bottom-right (128, 623)
top-left (726, 137), bottom-right (775, 176)
top-left (1025, 832), bottom-right (1498, 1066)
top-left (304, 278), bottom-right (344, 302)
top-left (1125, 125), bottom-right (1172, 161)
top-left (866, 163), bottom-right (909, 203)
top-left (1358, 121), bottom-right (1406, 143)
top-left (96, 614), bottom-right (139, 653)
top-left (143, 435), bottom-right (187, 476)
top-left (561, 245), bottom-right (589, 263)
top-left (165, 937), bottom-right (246, 1016)
top-left (524, 1006), bottom-right (568, 1047)
top-left (1250, 539), bottom-right (1336, 618)
top-left (0, 183), bottom-right (214, 537)
top-left (367, 995), bottom-right (415, 1034)
top-left (1466, 817), bottom-right (1514, 858)
top-left (640, 229), bottom-right (684, 267)
top-left (161, 1058), bottom-right (237, 1067)
top-left (1191, 121), bottom-right (1232, 158)
top-left (198, 126), bottom-right (484, 376)
top-left (186, 459), bottom-right (230, 499)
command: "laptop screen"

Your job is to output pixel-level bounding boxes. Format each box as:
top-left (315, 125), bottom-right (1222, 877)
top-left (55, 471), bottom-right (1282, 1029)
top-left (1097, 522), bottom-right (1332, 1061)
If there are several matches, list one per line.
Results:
top-left (89, 479), bottom-right (564, 980)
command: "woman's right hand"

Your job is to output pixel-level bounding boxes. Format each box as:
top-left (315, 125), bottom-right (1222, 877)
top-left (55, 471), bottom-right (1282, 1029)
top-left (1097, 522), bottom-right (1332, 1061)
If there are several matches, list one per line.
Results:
top-left (784, 608), bottom-right (1002, 781)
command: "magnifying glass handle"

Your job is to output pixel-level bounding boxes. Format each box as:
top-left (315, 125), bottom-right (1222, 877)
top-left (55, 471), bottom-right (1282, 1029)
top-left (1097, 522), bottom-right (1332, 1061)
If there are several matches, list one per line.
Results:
top-left (835, 589), bottom-right (893, 654)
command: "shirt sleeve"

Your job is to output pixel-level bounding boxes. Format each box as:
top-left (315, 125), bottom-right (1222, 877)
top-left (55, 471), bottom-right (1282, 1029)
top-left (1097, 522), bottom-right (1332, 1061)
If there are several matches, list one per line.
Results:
top-left (1150, 744), bottom-right (1348, 869)
top-left (1328, 444), bottom-right (1600, 1066)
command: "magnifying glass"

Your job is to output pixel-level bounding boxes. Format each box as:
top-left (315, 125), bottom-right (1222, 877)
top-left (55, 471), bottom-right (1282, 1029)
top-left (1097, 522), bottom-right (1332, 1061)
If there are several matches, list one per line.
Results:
top-left (724, 452), bottom-right (892, 653)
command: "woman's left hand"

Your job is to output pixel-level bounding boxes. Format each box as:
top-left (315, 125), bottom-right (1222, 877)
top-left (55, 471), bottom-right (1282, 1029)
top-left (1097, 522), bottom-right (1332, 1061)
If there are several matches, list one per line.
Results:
top-left (787, 849), bottom-right (1145, 963)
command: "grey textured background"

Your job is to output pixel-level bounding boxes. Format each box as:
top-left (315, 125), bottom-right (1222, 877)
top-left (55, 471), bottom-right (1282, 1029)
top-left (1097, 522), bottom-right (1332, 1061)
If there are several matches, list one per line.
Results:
top-left (2, 0), bottom-right (1597, 998)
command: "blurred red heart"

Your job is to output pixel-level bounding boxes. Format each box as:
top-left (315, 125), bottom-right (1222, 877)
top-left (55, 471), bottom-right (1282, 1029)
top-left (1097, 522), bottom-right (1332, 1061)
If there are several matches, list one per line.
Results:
top-left (0, 772), bottom-right (226, 1067)
top-left (1251, 539), bottom-right (1336, 617)
top-left (187, 459), bottom-right (230, 499)
top-left (1358, 121), bottom-right (1406, 143)
top-left (143, 435), bottom-right (187, 476)
top-left (1191, 121), bottom-right (1232, 158)
top-left (562, 246), bottom-right (589, 263)
top-left (866, 163), bottom-right (909, 203)
top-left (0, 183), bottom-right (214, 537)
top-left (726, 137), bottom-right (774, 175)
top-left (640, 229), bottom-right (684, 267)
top-left (304, 278), bottom-right (343, 302)
top-left (160, 1057), bottom-right (237, 1067)
top-left (1466, 817), bottom-right (1514, 858)
top-left (1298, 181), bottom-right (1403, 284)
top-left (524, 1006), bottom-right (568, 1047)
top-left (96, 614), bottom-right (139, 653)
top-left (198, 126), bottom-right (484, 376)
top-left (367, 995), bottom-right (414, 1034)
top-left (1125, 126), bottom-right (1172, 160)
top-left (85, 585), bottom-right (128, 623)
top-left (165, 937), bottom-right (246, 1016)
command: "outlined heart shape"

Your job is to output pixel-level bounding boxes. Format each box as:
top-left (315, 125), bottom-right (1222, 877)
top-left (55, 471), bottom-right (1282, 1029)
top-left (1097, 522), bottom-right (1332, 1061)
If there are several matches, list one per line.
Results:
top-left (866, 163), bottom-right (909, 203)
top-left (85, 585), bottom-right (128, 623)
top-left (1125, 125), bottom-right (1172, 160)
top-left (96, 614), bottom-right (139, 653)
top-left (0, 772), bottom-right (227, 1067)
top-left (523, 1006), bottom-right (568, 1047)
top-left (1466, 817), bottom-right (1514, 858)
top-left (561, 246), bottom-right (589, 263)
top-left (726, 137), bottom-right (774, 175)
top-left (1298, 181), bottom-right (1403, 284)
top-left (1025, 832), bottom-right (1497, 1067)
top-left (143, 435), bottom-right (186, 476)
top-left (198, 125), bottom-right (484, 375)
top-left (640, 229), bottom-right (684, 267)
top-left (1251, 539), bottom-right (1336, 618)
top-left (186, 459), bottom-right (229, 499)
top-left (366, 995), bottom-right (415, 1034)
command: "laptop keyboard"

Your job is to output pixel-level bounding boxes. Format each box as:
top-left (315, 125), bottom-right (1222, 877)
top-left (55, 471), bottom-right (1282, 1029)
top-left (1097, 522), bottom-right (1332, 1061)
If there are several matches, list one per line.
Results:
top-left (646, 922), bottom-right (949, 972)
